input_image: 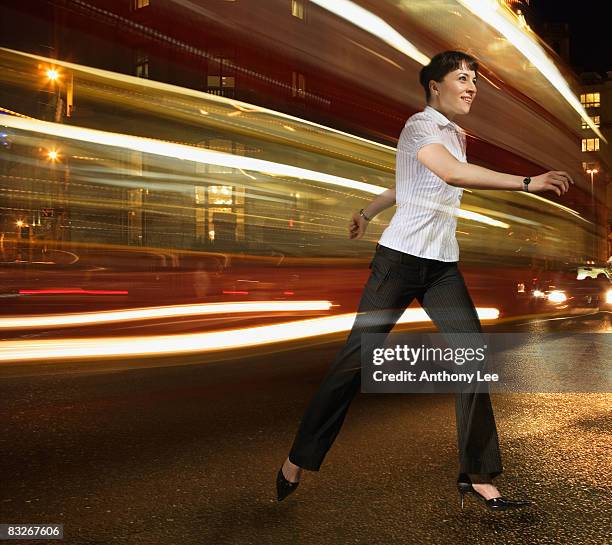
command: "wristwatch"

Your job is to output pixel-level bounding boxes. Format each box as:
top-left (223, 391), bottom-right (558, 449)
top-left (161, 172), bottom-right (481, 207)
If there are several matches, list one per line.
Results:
top-left (359, 208), bottom-right (372, 221)
top-left (522, 176), bottom-right (531, 192)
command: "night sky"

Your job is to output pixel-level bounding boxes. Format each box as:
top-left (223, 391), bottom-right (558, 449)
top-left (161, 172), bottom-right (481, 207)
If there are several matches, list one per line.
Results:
top-left (530, 0), bottom-right (610, 74)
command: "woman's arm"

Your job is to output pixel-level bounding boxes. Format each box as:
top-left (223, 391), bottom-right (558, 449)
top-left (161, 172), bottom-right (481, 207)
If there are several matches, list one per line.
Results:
top-left (417, 144), bottom-right (573, 195)
top-left (349, 188), bottom-right (396, 240)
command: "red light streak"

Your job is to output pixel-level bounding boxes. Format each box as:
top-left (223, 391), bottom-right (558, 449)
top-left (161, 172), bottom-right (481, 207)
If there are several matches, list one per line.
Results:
top-left (19, 288), bottom-right (129, 295)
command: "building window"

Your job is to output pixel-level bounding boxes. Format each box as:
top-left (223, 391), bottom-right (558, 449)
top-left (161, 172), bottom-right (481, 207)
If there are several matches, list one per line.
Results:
top-left (209, 185), bottom-right (233, 206)
top-left (135, 50), bottom-right (149, 78)
top-left (292, 0), bottom-right (305, 19)
top-left (292, 71), bottom-right (306, 98)
top-left (132, 0), bottom-right (150, 9)
top-left (581, 115), bottom-right (600, 129)
top-left (580, 92), bottom-right (600, 108)
top-left (207, 58), bottom-right (235, 96)
top-left (581, 138), bottom-right (600, 152)
top-left (194, 140), bottom-right (246, 243)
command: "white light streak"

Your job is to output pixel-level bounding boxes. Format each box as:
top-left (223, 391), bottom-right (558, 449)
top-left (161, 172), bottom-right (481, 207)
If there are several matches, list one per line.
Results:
top-left (457, 0), bottom-right (606, 142)
top-left (310, 0), bottom-right (430, 66)
top-left (457, 208), bottom-right (509, 228)
top-left (0, 300), bottom-right (334, 330)
top-left (0, 115), bottom-right (385, 195)
top-left (0, 307), bottom-right (499, 363)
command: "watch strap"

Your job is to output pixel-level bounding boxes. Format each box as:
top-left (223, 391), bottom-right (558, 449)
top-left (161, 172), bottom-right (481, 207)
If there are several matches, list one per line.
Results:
top-left (359, 208), bottom-right (372, 221)
top-left (523, 176), bottom-right (531, 192)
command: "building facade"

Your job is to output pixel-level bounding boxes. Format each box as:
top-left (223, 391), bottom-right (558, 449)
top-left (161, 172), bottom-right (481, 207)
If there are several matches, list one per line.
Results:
top-left (579, 71), bottom-right (612, 260)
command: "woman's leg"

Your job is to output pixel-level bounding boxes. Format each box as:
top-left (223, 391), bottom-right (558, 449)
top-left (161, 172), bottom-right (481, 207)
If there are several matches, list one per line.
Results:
top-left (419, 263), bottom-right (503, 480)
top-left (288, 253), bottom-right (418, 471)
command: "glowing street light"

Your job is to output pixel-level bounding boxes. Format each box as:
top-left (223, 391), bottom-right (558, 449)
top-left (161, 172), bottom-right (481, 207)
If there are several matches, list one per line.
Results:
top-left (586, 167), bottom-right (598, 212)
top-left (46, 149), bottom-right (59, 161)
top-left (16, 220), bottom-right (24, 227)
top-left (586, 168), bottom-right (598, 194)
top-left (586, 168), bottom-right (599, 258)
top-left (44, 66), bottom-right (74, 117)
top-left (46, 68), bottom-right (60, 81)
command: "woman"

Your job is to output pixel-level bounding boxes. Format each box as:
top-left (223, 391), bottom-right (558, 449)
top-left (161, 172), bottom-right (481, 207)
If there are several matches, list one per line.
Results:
top-left (277, 51), bottom-right (573, 510)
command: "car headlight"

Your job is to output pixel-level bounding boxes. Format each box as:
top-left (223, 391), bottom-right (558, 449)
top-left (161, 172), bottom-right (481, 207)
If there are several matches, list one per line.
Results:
top-left (547, 290), bottom-right (567, 303)
top-left (532, 289), bottom-right (545, 298)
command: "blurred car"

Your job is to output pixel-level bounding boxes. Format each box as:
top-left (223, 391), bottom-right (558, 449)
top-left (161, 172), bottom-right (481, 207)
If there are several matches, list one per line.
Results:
top-left (576, 265), bottom-right (612, 281)
top-left (576, 264), bottom-right (612, 309)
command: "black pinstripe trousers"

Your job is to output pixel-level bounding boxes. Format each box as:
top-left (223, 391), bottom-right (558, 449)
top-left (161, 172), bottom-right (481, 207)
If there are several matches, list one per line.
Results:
top-left (288, 243), bottom-right (503, 478)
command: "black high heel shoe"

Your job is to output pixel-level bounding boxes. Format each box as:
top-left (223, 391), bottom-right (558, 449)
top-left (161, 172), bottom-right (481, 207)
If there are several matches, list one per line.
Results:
top-left (457, 481), bottom-right (533, 511)
top-left (276, 465), bottom-right (300, 501)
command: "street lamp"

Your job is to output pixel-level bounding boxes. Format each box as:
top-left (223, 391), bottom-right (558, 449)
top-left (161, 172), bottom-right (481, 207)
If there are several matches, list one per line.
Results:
top-left (46, 68), bottom-right (60, 82)
top-left (586, 168), bottom-right (598, 195)
top-left (43, 66), bottom-right (74, 118)
top-left (586, 168), bottom-right (599, 259)
top-left (46, 149), bottom-right (59, 162)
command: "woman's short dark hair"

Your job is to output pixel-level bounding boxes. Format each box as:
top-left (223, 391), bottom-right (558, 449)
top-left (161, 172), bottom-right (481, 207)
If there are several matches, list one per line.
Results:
top-left (419, 51), bottom-right (479, 103)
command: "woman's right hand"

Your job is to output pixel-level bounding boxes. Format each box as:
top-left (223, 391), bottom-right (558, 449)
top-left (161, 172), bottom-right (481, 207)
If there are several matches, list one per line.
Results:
top-left (349, 211), bottom-right (369, 239)
top-left (529, 171), bottom-right (574, 196)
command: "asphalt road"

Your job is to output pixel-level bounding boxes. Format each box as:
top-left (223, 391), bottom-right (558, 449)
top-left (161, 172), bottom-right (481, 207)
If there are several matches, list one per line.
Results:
top-left (1, 312), bottom-right (611, 545)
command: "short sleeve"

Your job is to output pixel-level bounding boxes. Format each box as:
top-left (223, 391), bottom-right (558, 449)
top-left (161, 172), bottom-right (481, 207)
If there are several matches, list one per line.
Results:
top-left (400, 117), bottom-right (444, 155)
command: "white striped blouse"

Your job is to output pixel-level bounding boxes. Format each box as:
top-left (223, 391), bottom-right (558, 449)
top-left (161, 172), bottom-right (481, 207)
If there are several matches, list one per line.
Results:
top-left (378, 105), bottom-right (466, 262)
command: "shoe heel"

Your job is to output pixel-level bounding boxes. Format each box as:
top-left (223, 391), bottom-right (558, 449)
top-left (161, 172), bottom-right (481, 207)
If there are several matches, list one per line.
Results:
top-left (457, 482), bottom-right (471, 510)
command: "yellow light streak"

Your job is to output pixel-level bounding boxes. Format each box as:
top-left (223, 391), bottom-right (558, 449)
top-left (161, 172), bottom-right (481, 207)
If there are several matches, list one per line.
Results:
top-left (457, 0), bottom-right (606, 142)
top-left (0, 300), bottom-right (334, 330)
top-left (475, 72), bottom-right (501, 90)
top-left (0, 47), bottom-right (397, 152)
top-left (344, 36), bottom-right (405, 70)
top-left (0, 105), bottom-right (34, 119)
top-left (1, 47), bottom-right (580, 227)
top-left (0, 307), bottom-right (499, 363)
top-left (519, 192), bottom-right (588, 223)
top-left (0, 115), bottom-right (385, 195)
top-left (0, 117), bottom-right (518, 229)
top-left (309, 0), bottom-right (430, 66)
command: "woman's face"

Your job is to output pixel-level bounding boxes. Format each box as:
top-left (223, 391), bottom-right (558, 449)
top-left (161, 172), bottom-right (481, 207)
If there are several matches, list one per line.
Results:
top-left (431, 65), bottom-right (477, 117)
